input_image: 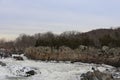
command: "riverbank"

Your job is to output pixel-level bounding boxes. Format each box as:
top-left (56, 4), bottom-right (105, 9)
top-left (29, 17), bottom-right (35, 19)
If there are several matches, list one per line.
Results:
top-left (25, 46), bottom-right (120, 67)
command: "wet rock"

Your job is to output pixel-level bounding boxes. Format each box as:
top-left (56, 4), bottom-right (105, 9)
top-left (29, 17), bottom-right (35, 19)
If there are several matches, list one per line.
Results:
top-left (0, 61), bottom-right (6, 66)
top-left (13, 56), bottom-right (24, 60)
top-left (8, 65), bottom-right (37, 77)
top-left (81, 70), bottom-right (114, 80)
top-left (0, 52), bottom-right (11, 58)
top-left (111, 68), bottom-right (120, 79)
top-left (112, 72), bottom-right (120, 79)
top-left (26, 70), bottom-right (36, 77)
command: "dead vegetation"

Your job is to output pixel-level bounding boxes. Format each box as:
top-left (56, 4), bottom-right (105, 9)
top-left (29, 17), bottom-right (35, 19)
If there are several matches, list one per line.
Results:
top-left (25, 45), bottom-right (120, 67)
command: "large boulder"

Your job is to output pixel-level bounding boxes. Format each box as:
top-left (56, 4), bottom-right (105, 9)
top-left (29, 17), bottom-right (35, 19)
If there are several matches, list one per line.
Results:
top-left (81, 70), bottom-right (114, 80)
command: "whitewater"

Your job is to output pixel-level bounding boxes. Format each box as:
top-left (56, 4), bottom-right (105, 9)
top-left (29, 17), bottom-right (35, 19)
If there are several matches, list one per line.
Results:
top-left (0, 54), bottom-right (119, 80)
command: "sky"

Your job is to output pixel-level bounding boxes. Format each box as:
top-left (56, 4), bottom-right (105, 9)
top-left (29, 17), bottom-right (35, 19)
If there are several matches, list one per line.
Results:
top-left (0, 0), bottom-right (120, 40)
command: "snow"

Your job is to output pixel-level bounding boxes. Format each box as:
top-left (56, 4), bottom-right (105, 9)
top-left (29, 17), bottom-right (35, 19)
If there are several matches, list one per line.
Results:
top-left (0, 56), bottom-right (118, 80)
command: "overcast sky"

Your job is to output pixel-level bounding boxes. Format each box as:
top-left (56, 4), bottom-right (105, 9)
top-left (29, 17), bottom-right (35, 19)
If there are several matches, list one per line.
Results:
top-left (0, 0), bottom-right (120, 40)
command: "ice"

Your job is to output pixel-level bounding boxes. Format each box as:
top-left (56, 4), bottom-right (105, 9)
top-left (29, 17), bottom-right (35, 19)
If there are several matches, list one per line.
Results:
top-left (0, 57), bottom-right (118, 80)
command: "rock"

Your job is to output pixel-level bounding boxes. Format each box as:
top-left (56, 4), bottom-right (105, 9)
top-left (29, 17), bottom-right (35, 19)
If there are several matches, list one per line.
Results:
top-left (0, 52), bottom-right (11, 58)
top-left (0, 61), bottom-right (6, 66)
top-left (8, 65), bottom-right (37, 77)
top-left (112, 72), bottom-right (120, 79)
top-left (26, 70), bottom-right (36, 77)
top-left (13, 56), bottom-right (24, 60)
top-left (111, 68), bottom-right (120, 79)
top-left (81, 70), bottom-right (114, 80)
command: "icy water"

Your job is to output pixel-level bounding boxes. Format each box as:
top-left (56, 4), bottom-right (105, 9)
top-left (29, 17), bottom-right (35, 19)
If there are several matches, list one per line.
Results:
top-left (0, 56), bottom-right (117, 80)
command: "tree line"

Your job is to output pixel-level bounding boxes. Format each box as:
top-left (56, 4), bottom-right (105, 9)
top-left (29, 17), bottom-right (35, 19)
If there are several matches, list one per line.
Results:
top-left (0, 28), bottom-right (120, 50)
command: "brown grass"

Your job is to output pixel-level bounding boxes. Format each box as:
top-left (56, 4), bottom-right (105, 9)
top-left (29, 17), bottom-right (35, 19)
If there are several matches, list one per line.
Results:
top-left (25, 46), bottom-right (120, 67)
